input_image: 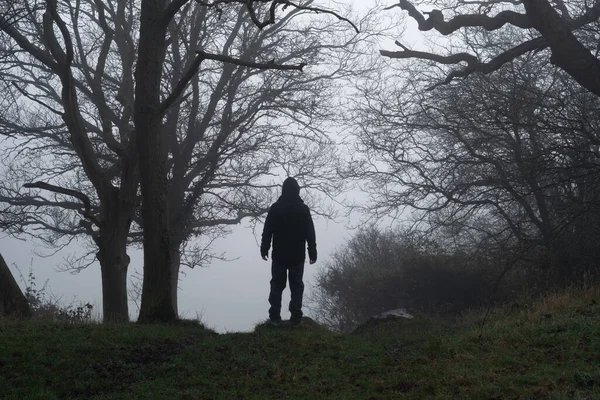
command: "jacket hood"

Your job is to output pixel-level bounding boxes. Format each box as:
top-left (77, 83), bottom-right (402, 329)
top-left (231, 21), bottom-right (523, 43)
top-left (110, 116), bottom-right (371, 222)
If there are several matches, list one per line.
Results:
top-left (281, 177), bottom-right (301, 198)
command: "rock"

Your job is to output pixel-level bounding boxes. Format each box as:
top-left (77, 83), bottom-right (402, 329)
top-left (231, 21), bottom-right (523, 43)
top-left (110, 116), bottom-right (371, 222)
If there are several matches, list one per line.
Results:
top-left (374, 308), bottom-right (413, 319)
top-left (352, 308), bottom-right (413, 334)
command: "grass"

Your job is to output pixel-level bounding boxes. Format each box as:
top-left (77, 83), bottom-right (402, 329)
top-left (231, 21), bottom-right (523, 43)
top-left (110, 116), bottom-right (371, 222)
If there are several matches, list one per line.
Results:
top-left (1, 288), bottom-right (600, 399)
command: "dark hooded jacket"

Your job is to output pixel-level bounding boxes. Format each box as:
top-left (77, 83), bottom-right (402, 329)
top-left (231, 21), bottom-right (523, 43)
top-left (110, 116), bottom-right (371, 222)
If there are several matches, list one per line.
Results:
top-left (261, 177), bottom-right (317, 264)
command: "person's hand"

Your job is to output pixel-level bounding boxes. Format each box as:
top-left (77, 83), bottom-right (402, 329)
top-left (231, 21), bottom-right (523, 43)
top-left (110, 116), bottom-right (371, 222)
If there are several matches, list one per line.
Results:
top-left (309, 258), bottom-right (316, 265)
top-left (262, 255), bottom-right (268, 261)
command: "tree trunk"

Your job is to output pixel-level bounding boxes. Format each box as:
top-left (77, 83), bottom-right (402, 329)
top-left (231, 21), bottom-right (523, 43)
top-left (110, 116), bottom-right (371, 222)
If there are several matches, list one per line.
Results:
top-left (0, 253), bottom-right (32, 318)
top-left (522, 0), bottom-right (600, 97)
top-left (170, 242), bottom-right (182, 317)
top-left (96, 228), bottom-right (130, 323)
top-left (135, 0), bottom-right (177, 323)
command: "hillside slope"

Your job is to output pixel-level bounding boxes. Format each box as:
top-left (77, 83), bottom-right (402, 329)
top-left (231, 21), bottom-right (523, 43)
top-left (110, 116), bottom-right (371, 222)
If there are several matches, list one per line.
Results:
top-left (1, 289), bottom-right (599, 399)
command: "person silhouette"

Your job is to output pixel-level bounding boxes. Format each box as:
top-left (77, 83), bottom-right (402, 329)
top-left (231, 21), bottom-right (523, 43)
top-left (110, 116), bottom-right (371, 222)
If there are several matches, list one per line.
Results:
top-left (260, 177), bottom-right (317, 326)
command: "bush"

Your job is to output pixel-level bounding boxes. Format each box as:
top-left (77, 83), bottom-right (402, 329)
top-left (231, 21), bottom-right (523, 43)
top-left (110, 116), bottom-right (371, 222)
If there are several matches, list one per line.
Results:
top-left (18, 267), bottom-right (95, 324)
top-left (310, 227), bottom-right (523, 332)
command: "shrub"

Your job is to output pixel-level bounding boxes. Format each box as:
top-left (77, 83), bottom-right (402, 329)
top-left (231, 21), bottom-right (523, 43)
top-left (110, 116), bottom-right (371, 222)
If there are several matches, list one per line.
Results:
top-left (310, 227), bottom-right (523, 332)
top-left (18, 267), bottom-right (95, 323)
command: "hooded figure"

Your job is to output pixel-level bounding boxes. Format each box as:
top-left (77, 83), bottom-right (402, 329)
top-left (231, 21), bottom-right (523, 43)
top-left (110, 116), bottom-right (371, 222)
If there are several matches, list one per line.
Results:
top-left (260, 177), bottom-right (317, 326)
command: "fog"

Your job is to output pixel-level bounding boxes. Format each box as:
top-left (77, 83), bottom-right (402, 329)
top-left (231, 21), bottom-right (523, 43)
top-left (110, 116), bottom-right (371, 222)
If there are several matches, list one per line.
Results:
top-left (0, 205), bottom-right (356, 331)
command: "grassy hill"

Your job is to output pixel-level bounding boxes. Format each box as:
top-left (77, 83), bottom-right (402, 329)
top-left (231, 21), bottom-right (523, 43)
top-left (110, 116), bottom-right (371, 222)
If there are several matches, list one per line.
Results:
top-left (1, 288), bottom-right (599, 399)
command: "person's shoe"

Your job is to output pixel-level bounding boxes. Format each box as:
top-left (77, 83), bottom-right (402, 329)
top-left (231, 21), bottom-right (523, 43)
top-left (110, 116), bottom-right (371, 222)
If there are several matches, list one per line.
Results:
top-left (266, 318), bottom-right (282, 326)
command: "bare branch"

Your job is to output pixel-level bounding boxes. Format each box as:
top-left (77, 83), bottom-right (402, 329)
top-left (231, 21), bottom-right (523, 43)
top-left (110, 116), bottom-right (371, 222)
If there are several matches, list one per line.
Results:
top-left (522, 0), bottom-right (600, 96)
top-left (0, 0), bottom-right (44, 30)
top-left (22, 181), bottom-right (101, 226)
top-left (160, 50), bottom-right (305, 113)
top-left (0, 14), bottom-right (59, 72)
top-left (196, 49), bottom-right (306, 70)
top-left (192, 208), bottom-right (269, 228)
top-left (164, 0), bottom-right (192, 25)
top-left (41, 0), bottom-right (113, 197)
top-left (386, 0), bottom-right (532, 34)
top-left (386, 0), bottom-right (600, 94)
top-left (196, 0), bottom-right (359, 33)
top-left (382, 37), bottom-right (548, 89)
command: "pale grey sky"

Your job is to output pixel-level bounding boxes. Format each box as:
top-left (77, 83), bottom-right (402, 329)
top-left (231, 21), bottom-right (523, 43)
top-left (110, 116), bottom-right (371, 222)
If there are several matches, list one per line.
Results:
top-left (0, 0), bottom-right (414, 332)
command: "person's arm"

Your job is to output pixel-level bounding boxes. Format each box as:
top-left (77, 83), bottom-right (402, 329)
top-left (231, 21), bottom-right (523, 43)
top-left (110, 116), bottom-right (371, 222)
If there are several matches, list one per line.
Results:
top-left (260, 206), bottom-right (275, 260)
top-left (306, 207), bottom-right (317, 264)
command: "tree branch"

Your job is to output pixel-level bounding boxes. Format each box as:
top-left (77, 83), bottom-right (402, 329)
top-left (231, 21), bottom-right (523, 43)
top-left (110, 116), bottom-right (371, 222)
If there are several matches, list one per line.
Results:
top-left (22, 181), bottom-right (101, 227)
top-left (159, 50), bottom-right (305, 114)
top-left (386, 0), bottom-right (600, 93)
top-left (42, 0), bottom-right (113, 197)
top-left (159, 54), bottom-right (204, 114)
top-left (196, 0), bottom-right (358, 33)
top-left (192, 209), bottom-right (268, 228)
top-left (522, 0), bottom-right (600, 97)
top-left (197, 49), bottom-right (306, 70)
top-left (0, 14), bottom-right (59, 73)
top-left (382, 37), bottom-right (548, 89)
top-left (386, 0), bottom-right (532, 34)
top-left (164, 0), bottom-right (192, 25)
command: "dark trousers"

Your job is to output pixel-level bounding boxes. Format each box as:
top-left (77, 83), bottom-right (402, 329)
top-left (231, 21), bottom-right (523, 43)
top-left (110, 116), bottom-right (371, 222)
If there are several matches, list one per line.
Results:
top-left (268, 259), bottom-right (304, 321)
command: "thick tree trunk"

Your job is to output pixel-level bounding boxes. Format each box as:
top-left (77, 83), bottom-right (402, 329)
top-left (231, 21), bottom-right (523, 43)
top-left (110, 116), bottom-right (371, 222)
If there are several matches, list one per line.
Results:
top-left (0, 253), bottom-right (32, 318)
top-left (96, 228), bottom-right (130, 323)
top-left (522, 0), bottom-right (600, 97)
top-left (135, 0), bottom-right (177, 323)
top-left (170, 243), bottom-right (182, 317)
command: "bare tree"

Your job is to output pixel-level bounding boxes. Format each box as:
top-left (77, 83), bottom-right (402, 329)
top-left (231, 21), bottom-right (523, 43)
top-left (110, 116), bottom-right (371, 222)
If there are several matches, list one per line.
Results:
top-left (133, 0), bottom-right (360, 322)
top-left (135, 2), bottom-right (367, 315)
top-left (349, 45), bottom-right (600, 284)
top-left (0, 0), bottom-right (141, 322)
